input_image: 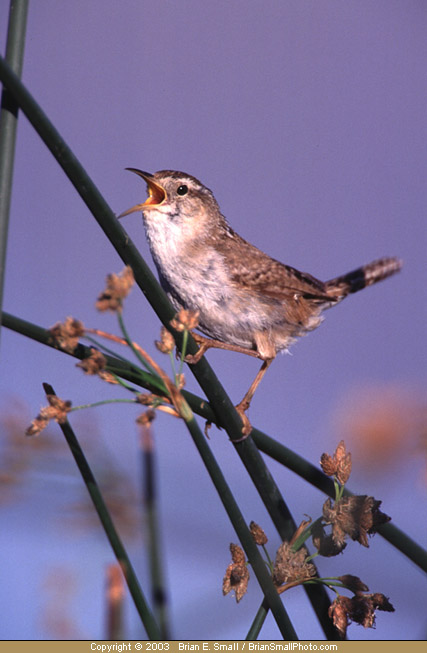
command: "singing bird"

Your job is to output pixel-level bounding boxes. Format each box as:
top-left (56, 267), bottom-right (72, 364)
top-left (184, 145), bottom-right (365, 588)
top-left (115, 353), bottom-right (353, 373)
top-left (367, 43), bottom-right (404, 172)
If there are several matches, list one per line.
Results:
top-left (120, 169), bottom-right (402, 435)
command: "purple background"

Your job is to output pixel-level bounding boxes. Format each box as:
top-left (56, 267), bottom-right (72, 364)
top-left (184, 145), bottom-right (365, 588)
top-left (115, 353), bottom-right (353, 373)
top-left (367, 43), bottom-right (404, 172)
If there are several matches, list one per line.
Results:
top-left (1, 0), bottom-right (426, 641)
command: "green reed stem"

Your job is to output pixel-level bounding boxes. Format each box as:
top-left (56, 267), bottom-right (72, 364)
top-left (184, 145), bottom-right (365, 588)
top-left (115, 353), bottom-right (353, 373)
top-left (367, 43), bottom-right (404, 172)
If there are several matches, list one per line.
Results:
top-left (0, 0), bottom-right (28, 344)
top-left (42, 382), bottom-right (161, 639)
top-left (181, 413), bottom-right (298, 640)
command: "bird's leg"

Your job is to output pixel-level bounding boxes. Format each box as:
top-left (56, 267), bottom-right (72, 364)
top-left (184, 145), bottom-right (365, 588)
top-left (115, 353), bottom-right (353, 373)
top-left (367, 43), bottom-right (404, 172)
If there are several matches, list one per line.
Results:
top-left (184, 332), bottom-right (262, 364)
top-left (184, 330), bottom-right (274, 438)
top-left (235, 358), bottom-right (274, 437)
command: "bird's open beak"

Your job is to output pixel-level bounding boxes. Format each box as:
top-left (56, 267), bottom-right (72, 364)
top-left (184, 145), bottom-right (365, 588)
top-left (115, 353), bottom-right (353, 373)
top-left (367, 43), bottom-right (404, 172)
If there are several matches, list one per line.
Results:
top-left (118, 168), bottom-right (167, 218)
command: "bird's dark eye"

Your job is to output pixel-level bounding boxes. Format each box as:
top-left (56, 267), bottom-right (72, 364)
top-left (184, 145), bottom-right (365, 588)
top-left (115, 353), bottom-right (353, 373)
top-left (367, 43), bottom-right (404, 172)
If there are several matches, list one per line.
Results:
top-left (177, 184), bottom-right (188, 196)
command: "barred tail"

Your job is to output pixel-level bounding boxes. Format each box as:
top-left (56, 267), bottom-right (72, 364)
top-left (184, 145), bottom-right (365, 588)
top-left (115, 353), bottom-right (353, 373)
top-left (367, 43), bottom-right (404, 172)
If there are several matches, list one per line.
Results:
top-left (325, 257), bottom-right (403, 301)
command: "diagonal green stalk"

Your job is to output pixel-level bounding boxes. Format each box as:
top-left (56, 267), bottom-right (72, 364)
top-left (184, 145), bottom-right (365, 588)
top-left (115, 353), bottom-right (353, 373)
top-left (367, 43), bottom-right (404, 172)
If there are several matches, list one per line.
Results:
top-left (178, 328), bottom-right (189, 377)
top-left (0, 0), bottom-right (29, 346)
top-left (4, 310), bottom-right (427, 576)
top-left (42, 383), bottom-right (161, 640)
top-left (181, 413), bottom-right (297, 640)
top-left (246, 599), bottom-right (270, 640)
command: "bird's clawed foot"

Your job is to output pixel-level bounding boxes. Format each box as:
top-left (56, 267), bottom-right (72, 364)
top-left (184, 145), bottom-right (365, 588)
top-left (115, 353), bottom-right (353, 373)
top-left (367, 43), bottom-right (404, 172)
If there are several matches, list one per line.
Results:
top-left (234, 399), bottom-right (253, 439)
top-left (183, 333), bottom-right (212, 364)
top-left (183, 336), bottom-right (273, 441)
top-left (233, 358), bottom-right (274, 440)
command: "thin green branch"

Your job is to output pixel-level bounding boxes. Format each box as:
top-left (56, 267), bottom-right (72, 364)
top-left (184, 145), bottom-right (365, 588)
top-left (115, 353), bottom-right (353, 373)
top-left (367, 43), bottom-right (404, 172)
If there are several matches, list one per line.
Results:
top-left (42, 383), bottom-right (161, 640)
top-left (71, 398), bottom-right (139, 411)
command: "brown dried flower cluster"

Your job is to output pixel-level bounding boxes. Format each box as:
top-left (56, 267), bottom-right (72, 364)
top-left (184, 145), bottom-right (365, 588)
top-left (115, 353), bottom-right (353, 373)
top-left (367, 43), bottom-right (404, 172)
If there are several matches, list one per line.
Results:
top-left (338, 574), bottom-right (369, 594)
top-left (76, 348), bottom-right (107, 375)
top-left (312, 520), bottom-right (347, 556)
top-left (96, 266), bottom-right (134, 312)
top-left (272, 541), bottom-right (316, 589)
top-left (155, 327), bottom-right (175, 354)
top-left (329, 592), bottom-right (394, 637)
top-left (321, 495), bottom-right (391, 550)
top-left (137, 393), bottom-right (161, 407)
top-left (320, 440), bottom-right (352, 485)
top-left (170, 308), bottom-right (199, 332)
top-left (136, 409), bottom-right (156, 427)
top-left (136, 394), bottom-right (182, 420)
top-left (250, 521), bottom-right (268, 546)
top-left (76, 349), bottom-right (118, 384)
top-left (26, 395), bottom-right (72, 436)
top-left (48, 317), bottom-right (85, 353)
top-left (222, 544), bottom-right (249, 602)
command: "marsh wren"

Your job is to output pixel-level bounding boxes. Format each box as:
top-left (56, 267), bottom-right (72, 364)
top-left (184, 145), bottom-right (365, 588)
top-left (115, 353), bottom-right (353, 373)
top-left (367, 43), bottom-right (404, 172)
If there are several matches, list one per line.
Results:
top-left (120, 169), bottom-right (402, 435)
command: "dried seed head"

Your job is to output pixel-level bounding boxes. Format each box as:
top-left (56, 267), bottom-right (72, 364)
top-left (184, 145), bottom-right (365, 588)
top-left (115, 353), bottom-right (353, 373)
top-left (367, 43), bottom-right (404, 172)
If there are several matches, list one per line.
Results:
top-left (96, 266), bottom-right (134, 312)
top-left (45, 395), bottom-right (72, 423)
top-left (136, 409), bottom-right (156, 427)
top-left (48, 317), bottom-right (85, 353)
top-left (170, 309), bottom-right (200, 332)
top-left (137, 393), bottom-right (161, 406)
top-left (335, 441), bottom-right (352, 484)
top-left (336, 453), bottom-right (352, 485)
top-left (312, 520), bottom-right (347, 557)
top-left (230, 543), bottom-right (246, 565)
top-left (328, 595), bottom-right (353, 637)
top-left (98, 370), bottom-right (119, 384)
top-left (25, 415), bottom-right (49, 437)
top-left (155, 327), bottom-right (175, 354)
top-left (273, 541), bottom-right (316, 587)
top-left (320, 440), bottom-right (352, 485)
top-left (320, 452), bottom-right (337, 477)
top-left (26, 395), bottom-right (72, 437)
top-left (249, 521), bottom-right (268, 546)
top-left (359, 496), bottom-right (391, 534)
top-left (338, 574), bottom-right (369, 594)
top-left (322, 495), bottom-right (391, 548)
top-left (335, 440), bottom-right (347, 463)
top-left (329, 592), bottom-right (395, 636)
top-left (369, 593), bottom-right (395, 613)
top-left (76, 348), bottom-right (107, 375)
top-left (223, 544), bottom-right (249, 602)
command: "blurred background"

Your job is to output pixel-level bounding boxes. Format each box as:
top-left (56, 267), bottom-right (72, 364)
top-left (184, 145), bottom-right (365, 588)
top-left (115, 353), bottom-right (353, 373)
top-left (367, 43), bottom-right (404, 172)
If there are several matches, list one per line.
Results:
top-left (0, 0), bottom-right (425, 641)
